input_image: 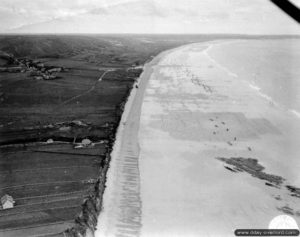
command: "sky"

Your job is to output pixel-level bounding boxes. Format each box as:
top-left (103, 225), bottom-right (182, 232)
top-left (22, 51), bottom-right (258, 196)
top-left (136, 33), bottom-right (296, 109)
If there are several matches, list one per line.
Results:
top-left (0, 0), bottom-right (299, 34)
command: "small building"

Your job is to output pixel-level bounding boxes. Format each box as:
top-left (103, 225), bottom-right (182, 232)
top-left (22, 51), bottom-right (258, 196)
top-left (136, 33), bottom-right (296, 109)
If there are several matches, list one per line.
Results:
top-left (74, 138), bottom-right (94, 149)
top-left (1, 194), bottom-right (15, 209)
top-left (48, 68), bottom-right (62, 73)
top-left (48, 75), bottom-right (57, 80)
top-left (81, 138), bottom-right (92, 147)
top-left (59, 126), bottom-right (71, 132)
top-left (36, 63), bottom-right (45, 68)
top-left (43, 74), bottom-right (50, 80)
top-left (34, 76), bottom-right (43, 80)
top-left (72, 120), bottom-right (87, 127)
top-left (46, 138), bottom-right (54, 144)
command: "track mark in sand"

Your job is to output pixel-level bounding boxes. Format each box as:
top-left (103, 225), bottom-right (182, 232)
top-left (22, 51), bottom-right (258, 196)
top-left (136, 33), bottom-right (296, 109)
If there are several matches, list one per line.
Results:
top-left (110, 124), bottom-right (142, 237)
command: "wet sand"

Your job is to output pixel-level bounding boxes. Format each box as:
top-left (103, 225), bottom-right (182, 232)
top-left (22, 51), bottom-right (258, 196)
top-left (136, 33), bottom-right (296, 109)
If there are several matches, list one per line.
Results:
top-left (97, 41), bottom-right (300, 236)
top-left (95, 49), bottom-right (172, 237)
top-left (139, 41), bottom-right (300, 236)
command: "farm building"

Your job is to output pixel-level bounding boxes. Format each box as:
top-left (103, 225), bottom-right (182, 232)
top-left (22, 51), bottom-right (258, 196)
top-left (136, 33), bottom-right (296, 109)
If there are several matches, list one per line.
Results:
top-left (81, 138), bottom-right (92, 146)
top-left (46, 138), bottom-right (54, 144)
top-left (1, 194), bottom-right (15, 209)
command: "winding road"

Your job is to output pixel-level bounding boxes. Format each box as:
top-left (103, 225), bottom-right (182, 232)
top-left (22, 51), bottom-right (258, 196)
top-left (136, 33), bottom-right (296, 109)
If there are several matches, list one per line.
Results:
top-left (57, 69), bottom-right (114, 108)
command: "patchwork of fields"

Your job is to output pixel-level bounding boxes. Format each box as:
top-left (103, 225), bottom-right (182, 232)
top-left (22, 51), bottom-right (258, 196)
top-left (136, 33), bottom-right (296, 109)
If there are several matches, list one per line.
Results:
top-left (0, 34), bottom-right (288, 236)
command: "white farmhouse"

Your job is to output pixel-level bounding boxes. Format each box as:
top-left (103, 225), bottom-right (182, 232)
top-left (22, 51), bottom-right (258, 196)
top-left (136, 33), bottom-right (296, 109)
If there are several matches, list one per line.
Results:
top-left (1, 194), bottom-right (15, 209)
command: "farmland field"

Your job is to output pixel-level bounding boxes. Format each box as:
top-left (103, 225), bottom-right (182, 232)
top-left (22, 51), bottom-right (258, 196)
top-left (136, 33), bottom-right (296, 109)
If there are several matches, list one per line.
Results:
top-left (0, 34), bottom-right (211, 237)
top-left (0, 34), bottom-right (289, 236)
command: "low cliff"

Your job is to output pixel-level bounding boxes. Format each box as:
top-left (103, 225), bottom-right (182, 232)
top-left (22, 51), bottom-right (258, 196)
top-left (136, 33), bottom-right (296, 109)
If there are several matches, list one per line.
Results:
top-left (63, 84), bottom-right (134, 237)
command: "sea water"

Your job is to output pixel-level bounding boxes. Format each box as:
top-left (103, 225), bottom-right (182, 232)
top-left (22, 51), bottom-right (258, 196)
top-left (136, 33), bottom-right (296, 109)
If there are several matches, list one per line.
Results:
top-left (208, 39), bottom-right (300, 117)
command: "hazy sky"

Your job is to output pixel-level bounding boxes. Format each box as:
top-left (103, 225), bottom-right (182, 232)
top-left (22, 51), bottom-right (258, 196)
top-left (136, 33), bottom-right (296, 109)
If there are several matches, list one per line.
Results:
top-left (0, 0), bottom-right (299, 34)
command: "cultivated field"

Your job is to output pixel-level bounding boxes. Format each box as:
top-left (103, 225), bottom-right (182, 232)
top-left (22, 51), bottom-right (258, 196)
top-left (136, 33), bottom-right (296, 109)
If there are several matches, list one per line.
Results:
top-left (0, 34), bottom-right (211, 236)
top-left (0, 34), bottom-right (289, 236)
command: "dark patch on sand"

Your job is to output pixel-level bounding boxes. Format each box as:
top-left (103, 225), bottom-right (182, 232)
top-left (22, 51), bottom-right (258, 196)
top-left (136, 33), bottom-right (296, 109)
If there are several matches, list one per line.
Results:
top-left (216, 157), bottom-right (284, 185)
top-left (216, 157), bottom-right (300, 215)
top-left (286, 185), bottom-right (300, 198)
top-left (277, 205), bottom-right (295, 215)
top-left (277, 205), bottom-right (300, 216)
top-left (274, 195), bottom-right (282, 201)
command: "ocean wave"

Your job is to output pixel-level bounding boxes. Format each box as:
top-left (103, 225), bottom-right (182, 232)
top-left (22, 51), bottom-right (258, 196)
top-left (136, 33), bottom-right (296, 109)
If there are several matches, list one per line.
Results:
top-left (249, 84), bottom-right (261, 91)
top-left (289, 109), bottom-right (300, 118)
top-left (249, 83), bottom-right (278, 106)
top-left (203, 44), bottom-right (238, 78)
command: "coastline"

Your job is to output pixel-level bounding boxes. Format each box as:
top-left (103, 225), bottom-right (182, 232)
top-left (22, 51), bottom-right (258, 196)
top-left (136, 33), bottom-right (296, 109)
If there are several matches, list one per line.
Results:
top-left (138, 40), bottom-right (300, 235)
top-left (94, 38), bottom-right (300, 236)
top-left (2, 35), bottom-right (298, 237)
top-left (93, 41), bottom-right (236, 236)
top-left (95, 46), bottom-right (182, 237)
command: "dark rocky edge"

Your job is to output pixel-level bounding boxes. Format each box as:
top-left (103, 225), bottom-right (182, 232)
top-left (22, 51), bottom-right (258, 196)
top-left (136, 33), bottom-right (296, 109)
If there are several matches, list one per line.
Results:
top-left (63, 86), bottom-right (133, 237)
top-left (64, 148), bottom-right (112, 237)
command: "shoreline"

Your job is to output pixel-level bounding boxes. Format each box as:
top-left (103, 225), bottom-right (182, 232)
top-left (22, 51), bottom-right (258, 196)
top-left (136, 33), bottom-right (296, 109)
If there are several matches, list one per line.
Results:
top-left (4, 35), bottom-right (297, 236)
top-left (95, 38), bottom-right (300, 236)
top-left (93, 40), bottom-right (232, 236)
top-left (94, 45), bottom-right (184, 237)
top-left (138, 40), bottom-right (300, 235)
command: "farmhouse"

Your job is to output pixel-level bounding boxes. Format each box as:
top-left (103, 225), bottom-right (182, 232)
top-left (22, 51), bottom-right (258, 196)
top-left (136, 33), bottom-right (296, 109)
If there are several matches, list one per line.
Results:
top-left (48, 68), bottom-right (62, 73)
top-left (46, 138), bottom-right (54, 144)
top-left (34, 76), bottom-right (43, 80)
top-left (1, 194), bottom-right (15, 209)
top-left (81, 138), bottom-right (92, 147)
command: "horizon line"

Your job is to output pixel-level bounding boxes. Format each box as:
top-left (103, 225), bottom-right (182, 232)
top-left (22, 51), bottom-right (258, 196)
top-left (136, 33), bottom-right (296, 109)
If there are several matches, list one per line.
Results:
top-left (0, 32), bottom-right (300, 37)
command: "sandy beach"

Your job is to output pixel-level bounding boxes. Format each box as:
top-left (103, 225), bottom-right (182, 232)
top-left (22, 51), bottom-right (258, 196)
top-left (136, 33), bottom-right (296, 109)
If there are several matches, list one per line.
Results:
top-left (96, 40), bottom-right (300, 236)
top-left (95, 50), bottom-right (171, 237)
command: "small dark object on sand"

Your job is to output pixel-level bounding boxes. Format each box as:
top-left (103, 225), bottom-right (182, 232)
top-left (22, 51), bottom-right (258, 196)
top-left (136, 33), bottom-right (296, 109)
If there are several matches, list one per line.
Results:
top-left (265, 182), bottom-right (277, 188)
top-left (135, 85), bottom-right (139, 88)
top-left (277, 206), bottom-right (295, 215)
top-left (209, 118), bottom-right (214, 121)
top-left (213, 131), bottom-right (216, 135)
top-left (227, 141), bottom-right (233, 146)
top-left (248, 147), bottom-right (252, 151)
top-left (234, 137), bottom-right (237, 141)
top-left (286, 185), bottom-right (300, 198)
top-left (224, 166), bottom-right (237, 172)
top-left (221, 122), bottom-right (225, 125)
top-left (226, 128), bottom-right (229, 131)
top-left (215, 125), bottom-right (218, 128)
top-left (274, 195), bottom-right (281, 200)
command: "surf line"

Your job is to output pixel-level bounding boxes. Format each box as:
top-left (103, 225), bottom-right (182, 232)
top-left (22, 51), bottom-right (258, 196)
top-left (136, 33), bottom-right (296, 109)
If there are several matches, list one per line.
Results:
top-left (203, 42), bottom-right (238, 78)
